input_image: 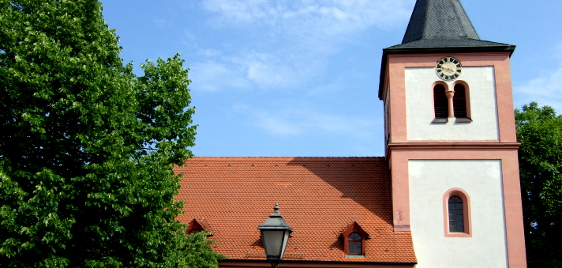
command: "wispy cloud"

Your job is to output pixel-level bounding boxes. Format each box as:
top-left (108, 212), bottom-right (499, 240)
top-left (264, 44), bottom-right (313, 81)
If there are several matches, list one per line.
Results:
top-left (201, 0), bottom-right (412, 34)
top-left (190, 50), bottom-right (316, 91)
top-left (189, 61), bottom-right (250, 91)
top-left (153, 19), bottom-right (172, 28)
top-left (191, 0), bottom-right (412, 92)
top-left (514, 42), bottom-right (562, 112)
top-left (243, 105), bottom-right (376, 138)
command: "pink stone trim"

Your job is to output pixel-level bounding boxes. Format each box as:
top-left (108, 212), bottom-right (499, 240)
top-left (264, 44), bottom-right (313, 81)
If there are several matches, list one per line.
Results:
top-left (382, 51), bottom-right (526, 267)
top-left (382, 52), bottom-right (517, 144)
top-left (445, 89), bottom-right (455, 118)
top-left (388, 148), bottom-right (526, 267)
top-left (443, 188), bottom-right (472, 237)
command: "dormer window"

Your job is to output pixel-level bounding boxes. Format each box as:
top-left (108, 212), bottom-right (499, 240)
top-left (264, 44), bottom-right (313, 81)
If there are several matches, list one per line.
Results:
top-left (347, 232), bottom-right (363, 255)
top-left (341, 222), bottom-right (369, 257)
top-left (186, 218), bottom-right (211, 235)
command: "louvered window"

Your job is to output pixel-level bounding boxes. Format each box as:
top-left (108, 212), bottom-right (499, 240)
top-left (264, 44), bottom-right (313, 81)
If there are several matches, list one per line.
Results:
top-left (453, 84), bottom-right (468, 118)
top-left (433, 85), bottom-right (448, 118)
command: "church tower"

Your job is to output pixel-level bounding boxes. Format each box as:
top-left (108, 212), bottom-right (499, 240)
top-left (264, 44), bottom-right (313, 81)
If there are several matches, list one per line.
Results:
top-left (379, 0), bottom-right (526, 267)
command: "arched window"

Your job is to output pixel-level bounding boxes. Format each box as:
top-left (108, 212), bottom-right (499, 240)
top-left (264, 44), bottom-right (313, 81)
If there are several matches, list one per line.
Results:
top-left (448, 196), bottom-right (464, 232)
top-left (433, 84), bottom-right (448, 119)
top-left (347, 232), bottom-right (362, 255)
top-left (341, 222), bottom-right (368, 257)
top-left (443, 188), bottom-right (471, 237)
top-left (453, 84), bottom-right (468, 119)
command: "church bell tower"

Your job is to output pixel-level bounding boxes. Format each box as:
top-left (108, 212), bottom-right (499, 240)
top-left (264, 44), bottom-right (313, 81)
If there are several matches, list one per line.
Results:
top-left (379, 0), bottom-right (526, 267)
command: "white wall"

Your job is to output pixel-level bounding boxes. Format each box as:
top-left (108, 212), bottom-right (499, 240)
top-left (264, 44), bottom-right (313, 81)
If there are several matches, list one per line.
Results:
top-left (408, 160), bottom-right (508, 268)
top-left (405, 67), bottom-right (499, 141)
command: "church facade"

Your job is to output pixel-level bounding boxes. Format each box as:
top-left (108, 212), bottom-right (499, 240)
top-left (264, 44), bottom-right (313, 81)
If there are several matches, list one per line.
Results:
top-left (175, 0), bottom-right (527, 267)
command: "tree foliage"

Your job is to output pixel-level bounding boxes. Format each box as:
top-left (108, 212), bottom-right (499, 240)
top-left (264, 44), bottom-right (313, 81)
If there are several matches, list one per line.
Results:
top-left (0, 0), bottom-right (223, 267)
top-left (515, 102), bottom-right (562, 267)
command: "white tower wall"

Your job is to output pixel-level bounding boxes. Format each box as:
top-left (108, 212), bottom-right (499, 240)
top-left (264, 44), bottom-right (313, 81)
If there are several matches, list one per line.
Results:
top-left (408, 160), bottom-right (508, 268)
top-left (405, 67), bottom-right (499, 141)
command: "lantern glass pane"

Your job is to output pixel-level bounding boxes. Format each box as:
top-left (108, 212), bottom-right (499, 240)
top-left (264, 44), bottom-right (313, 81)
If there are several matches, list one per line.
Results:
top-left (262, 230), bottom-right (284, 257)
top-left (280, 230), bottom-right (290, 258)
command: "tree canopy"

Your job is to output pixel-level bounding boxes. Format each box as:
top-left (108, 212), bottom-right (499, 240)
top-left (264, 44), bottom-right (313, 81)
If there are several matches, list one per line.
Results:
top-left (515, 102), bottom-right (562, 267)
top-left (0, 0), bottom-right (222, 267)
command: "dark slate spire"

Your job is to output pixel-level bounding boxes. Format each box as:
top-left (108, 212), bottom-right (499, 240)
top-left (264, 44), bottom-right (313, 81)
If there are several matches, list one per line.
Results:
top-left (385, 0), bottom-right (514, 51)
top-left (402, 0), bottom-right (479, 43)
top-left (378, 0), bottom-right (515, 99)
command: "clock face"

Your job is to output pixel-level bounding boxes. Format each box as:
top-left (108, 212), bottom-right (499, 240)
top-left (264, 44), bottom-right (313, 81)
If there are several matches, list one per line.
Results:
top-left (436, 57), bottom-right (462, 81)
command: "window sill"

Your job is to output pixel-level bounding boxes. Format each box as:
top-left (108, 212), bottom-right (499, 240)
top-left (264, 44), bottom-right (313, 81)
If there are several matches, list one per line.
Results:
top-left (455, 117), bottom-right (472, 123)
top-left (431, 118), bottom-right (448, 124)
top-left (345, 254), bottom-right (365, 258)
top-left (445, 232), bottom-right (472, 237)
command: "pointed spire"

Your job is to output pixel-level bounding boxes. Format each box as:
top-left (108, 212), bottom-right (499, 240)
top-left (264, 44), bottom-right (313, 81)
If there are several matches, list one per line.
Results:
top-left (378, 0), bottom-right (515, 100)
top-left (385, 0), bottom-right (514, 51)
top-left (402, 0), bottom-right (479, 44)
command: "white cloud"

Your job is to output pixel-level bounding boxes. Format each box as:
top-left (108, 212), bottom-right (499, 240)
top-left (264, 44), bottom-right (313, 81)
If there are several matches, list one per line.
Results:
top-left (515, 66), bottom-right (562, 112)
top-left (193, 0), bottom-right (413, 92)
top-left (202, 0), bottom-right (412, 34)
top-left (153, 19), bottom-right (172, 28)
top-left (238, 51), bottom-right (304, 89)
top-left (191, 50), bottom-right (316, 91)
top-left (250, 106), bottom-right (375, 137)
top-left (198, 48), bottom-right (222, 57)
top-left (189, 61), bottom-right (250, 91)
top-left (514, 42), bottom-right (562, 112)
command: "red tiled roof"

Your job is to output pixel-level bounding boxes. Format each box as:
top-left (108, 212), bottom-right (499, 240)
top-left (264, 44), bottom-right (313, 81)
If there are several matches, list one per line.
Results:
top-left (175, 157), bottom-right (416, 264)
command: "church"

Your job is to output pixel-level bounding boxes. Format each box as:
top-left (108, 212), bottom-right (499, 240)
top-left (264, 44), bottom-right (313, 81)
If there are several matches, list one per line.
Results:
top-left (175, 0), bottom-right (527, 267)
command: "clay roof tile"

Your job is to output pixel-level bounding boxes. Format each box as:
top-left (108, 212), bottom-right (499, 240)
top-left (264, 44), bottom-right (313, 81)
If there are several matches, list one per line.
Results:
top-left (175, 157), bottom-right (416, 263)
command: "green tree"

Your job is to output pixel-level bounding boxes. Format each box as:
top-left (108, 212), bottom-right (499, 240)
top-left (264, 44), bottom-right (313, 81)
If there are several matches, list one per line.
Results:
top-left (515, 102), bottom-right (562, 267)
top-left (0, 0), bottom-right (223, 267)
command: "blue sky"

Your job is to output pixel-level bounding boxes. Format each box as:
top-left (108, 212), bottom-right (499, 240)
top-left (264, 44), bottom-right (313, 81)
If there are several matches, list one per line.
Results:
top-left (100, 0), bottom-right (562, 157)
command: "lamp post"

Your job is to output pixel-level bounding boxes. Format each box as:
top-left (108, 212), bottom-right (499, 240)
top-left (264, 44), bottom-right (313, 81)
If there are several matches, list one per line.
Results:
top-left (257, 203), bottom-right (293, 268)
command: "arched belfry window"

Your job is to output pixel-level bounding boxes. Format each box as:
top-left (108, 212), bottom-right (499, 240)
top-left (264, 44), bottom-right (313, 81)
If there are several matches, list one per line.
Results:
top-left (433, 84), bottom-right (448, 120)
top-left (453, 84), bottom-right (471, 122)
top-left (443, 189), bottom-right (471, 237)
top-left (433, 82), bottom-right (472, 123)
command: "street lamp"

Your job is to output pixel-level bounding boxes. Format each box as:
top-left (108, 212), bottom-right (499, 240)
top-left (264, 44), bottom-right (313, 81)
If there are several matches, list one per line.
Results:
top-left (257, 203), bottom-right (293, 268)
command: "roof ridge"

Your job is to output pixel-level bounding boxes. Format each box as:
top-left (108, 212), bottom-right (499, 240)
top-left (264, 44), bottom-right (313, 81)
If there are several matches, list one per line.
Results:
top-left (189, 156), bottom-right (385, 159)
